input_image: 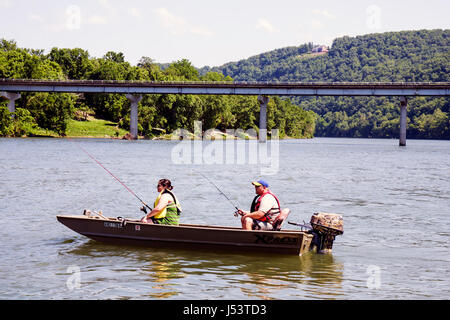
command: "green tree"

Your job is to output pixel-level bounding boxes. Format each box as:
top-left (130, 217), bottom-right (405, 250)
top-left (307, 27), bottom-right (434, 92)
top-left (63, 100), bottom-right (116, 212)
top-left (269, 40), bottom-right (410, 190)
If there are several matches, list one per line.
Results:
top-left (138, 57), bottom-right (163, 81)
top-left (0, 106), bottom-right (12, 136)
top-left (164, 59), bottom-right (199, 81)
top-left (103, 51), bottom-right (125, 63)
top-left (11, 108), bottom-right (38, 136)
top-left (200, 95), bottom-right (235, 131)
top-left (230, 96), bottom-right (259, 130)
top-left (26, 93), bottom-right (75, 136)
top-left (47, 47), bottom-right (93, 79)
top-left (0, 107), bottom-right (38, 137)
top-left (413, 108), bottom-right (449, 138)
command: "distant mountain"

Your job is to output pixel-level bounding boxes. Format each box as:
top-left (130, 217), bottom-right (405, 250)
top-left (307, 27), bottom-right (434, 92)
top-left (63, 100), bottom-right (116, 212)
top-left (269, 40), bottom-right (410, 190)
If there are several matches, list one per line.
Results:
top-left (203, 29), bottom-right (449, 83)
top-left (201, 29), bottom-right (450, 139)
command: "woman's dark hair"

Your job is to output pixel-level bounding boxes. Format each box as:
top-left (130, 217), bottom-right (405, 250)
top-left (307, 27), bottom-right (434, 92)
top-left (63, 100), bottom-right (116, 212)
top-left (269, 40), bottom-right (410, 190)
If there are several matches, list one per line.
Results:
top-left (158, 179), bottom-right (173, 190)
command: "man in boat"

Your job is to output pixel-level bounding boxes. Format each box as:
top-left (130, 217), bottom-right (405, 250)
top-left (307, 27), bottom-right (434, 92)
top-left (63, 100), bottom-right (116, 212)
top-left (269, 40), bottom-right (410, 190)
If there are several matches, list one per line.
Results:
top-left (140, 179), bottom-right (182, 225)
top-left (236, 180), bottom-right (281, 230)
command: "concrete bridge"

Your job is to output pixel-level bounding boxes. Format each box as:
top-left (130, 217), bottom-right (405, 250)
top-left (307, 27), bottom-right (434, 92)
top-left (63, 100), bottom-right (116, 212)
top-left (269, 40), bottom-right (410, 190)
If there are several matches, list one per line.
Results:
top-left (1, 79), bottom-right (449, 145)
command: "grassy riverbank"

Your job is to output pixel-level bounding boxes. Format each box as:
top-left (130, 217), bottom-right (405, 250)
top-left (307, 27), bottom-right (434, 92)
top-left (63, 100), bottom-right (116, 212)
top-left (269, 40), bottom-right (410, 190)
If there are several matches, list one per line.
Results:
top-left (24, 117), bottom-right (129, 138)
top-left (65, 117), bottom-right (268, 140)
top-left (24, 117), bottom-right (288, 140)
top-left (66, 117), bottom-right (129, 138)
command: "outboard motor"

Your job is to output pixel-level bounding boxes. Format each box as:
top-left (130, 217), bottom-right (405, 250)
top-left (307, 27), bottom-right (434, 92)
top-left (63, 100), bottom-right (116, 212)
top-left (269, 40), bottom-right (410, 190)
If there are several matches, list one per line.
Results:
top-left (310, 212), bottom-right (344, 254)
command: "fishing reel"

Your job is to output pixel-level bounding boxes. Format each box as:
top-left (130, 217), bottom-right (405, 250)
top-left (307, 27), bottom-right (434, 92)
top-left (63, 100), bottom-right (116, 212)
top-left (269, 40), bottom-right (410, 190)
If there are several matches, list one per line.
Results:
top-left (234, 209), bottom-right (244, 217)
top-left (140, 206), bottom-right (148, 214)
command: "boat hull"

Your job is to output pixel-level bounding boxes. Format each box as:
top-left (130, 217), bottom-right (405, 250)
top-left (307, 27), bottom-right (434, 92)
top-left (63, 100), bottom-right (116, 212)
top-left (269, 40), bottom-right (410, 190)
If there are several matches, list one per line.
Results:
top-left (57, 215), bottom-right (313, 255)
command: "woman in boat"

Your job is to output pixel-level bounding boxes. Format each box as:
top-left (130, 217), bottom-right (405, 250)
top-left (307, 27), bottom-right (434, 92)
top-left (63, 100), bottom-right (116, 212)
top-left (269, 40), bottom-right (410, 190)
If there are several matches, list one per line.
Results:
top-left (236, 179), bottom-right (281, 230)
top-left (141, 179), bottom-right (182, 225)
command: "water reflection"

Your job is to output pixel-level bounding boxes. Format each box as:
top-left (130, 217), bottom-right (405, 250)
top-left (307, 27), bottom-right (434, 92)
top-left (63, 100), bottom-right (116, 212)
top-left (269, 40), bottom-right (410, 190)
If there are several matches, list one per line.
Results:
top-left (63, 239), bottom-right (344, 299)
top-left (235, 252), bottom-right (344, 299)
top-left (298, 253), bottom-right (345, 298)
top-left (144, 260), bottom-right (183, 298)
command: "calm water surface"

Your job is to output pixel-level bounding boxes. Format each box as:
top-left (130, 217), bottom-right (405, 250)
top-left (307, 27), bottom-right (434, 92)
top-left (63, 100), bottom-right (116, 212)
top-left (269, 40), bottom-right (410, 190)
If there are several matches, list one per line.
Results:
top-left (0, 137), bottom-right (449, 299)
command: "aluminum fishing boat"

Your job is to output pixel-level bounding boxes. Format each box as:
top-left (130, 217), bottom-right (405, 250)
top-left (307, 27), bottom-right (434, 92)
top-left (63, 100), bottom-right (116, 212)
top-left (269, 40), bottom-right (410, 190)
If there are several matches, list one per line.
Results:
top-left (56, 214), bottom-right (314, 255)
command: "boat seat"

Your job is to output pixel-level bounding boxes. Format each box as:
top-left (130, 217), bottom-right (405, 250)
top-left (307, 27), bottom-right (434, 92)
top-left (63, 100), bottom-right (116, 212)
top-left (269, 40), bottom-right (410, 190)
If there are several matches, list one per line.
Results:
top-left (272, 208), bottom-right (291, 231)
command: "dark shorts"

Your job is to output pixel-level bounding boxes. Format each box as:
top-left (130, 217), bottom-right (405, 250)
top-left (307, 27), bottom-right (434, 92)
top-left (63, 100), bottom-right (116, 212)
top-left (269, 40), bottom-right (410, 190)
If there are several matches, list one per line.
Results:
top-left (252, 219), bottom-right (274, 231)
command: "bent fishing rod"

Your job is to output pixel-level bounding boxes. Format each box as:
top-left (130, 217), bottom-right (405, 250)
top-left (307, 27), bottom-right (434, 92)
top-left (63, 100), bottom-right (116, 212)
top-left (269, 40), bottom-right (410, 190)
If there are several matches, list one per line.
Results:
top-left (196, 171), bottom-right (242, 216)
top-left (76, 142), bottom-right (153, 212)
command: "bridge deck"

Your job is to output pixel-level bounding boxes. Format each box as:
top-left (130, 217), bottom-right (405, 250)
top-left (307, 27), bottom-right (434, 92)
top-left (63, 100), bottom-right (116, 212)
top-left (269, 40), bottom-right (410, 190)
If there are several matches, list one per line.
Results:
top-left (1, 79), bottom-right (449, 96)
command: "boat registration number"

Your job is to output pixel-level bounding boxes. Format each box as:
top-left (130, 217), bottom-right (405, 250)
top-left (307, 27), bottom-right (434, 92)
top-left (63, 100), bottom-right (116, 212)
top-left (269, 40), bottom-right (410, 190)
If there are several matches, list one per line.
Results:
top-left (104, 222), bottom-right (123, 229)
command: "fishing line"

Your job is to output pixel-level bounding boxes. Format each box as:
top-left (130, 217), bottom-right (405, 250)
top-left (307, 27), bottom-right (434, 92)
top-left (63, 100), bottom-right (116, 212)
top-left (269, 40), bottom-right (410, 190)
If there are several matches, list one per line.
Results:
top-left (196, 170), bottom-right (240, 212)
top-left (74, 141), bottom-right (152, 211)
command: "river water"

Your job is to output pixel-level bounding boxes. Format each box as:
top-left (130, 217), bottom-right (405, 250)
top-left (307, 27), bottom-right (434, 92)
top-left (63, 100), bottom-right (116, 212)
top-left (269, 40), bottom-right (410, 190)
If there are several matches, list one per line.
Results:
top-left (0, 137), bottom-right (449, 300)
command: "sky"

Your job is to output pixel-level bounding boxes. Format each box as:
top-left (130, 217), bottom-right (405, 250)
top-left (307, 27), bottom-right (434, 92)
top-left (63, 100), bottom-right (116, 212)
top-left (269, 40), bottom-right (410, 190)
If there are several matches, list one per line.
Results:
top-left (1, 0), bottom-right (449, 67)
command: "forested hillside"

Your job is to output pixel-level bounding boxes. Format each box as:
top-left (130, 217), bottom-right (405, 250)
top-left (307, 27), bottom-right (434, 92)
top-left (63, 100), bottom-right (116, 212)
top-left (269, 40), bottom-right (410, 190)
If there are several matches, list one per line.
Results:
top-left (0, 40), bottom-right (314, 138)
top-left (205, 29), bottom-right (450, 139)
top-left (1, 29), bottom-right (449, 139)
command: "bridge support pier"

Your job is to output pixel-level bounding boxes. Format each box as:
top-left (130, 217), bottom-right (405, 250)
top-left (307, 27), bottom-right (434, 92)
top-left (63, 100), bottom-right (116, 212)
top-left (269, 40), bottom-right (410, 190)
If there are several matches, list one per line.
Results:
top-left (1, 91), bottom-right (21, 118)
top-left (126, 94), bottom-right (142, 140)
top-left (399, 97), bottom-right (407, 146)
top-left (258, 95), bottom-right (269, 143)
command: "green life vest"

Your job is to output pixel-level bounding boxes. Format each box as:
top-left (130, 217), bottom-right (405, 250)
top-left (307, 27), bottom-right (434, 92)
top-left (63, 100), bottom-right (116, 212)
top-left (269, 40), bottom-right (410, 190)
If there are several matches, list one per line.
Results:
top-left (153, 189), bottom-right (182, 225)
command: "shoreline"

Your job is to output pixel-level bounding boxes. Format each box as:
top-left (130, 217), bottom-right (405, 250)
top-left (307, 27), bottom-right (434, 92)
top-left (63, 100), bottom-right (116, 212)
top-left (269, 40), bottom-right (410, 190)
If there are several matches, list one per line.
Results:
top-left (4, 126), bottom-right (304, 140)
top-left (0, 132), bottom-right (306, 140)
top-left (3, 135), bottom-right (449, 142)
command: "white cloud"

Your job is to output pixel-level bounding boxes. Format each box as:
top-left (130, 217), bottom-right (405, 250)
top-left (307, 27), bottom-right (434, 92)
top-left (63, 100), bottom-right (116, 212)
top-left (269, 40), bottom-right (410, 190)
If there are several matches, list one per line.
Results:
top-left (155, 7), bottom-right (186, 34)
top-left (312, 9), bottom-right (336, 19)
top-left (305, 9), bottom-right (336, 31)
top-left (256, 18), bottom-right (278, 34)
top-left (155, 7), bottom-right (213, 36)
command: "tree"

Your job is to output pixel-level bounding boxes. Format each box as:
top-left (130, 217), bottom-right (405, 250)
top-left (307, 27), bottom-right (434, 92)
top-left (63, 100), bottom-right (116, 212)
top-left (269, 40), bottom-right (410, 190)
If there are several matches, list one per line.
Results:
top-left (103, 51), bottom-right (125, 63)
top-left (200, 95), bottom-right (235, 131)
top-left (230, 96), bottom-right (259, 130)
top-left (11, 108), bottom-right (38, 136)
top-left (164, 59), bottom-right (199, 81)
top-left (413, 108), bottom-right (449, 139)
top-left (0, 107), bottom-right (38, 137)
top-left (138, 56), bottom-right (163, 81)
top-left (26, 93), bottom-right (75, 136)
top-left (0, 39), bottom-right (18, 51)
top-left (47, 47), bottom-right (93, 79)
top-left (0, 106), bottom-right (12, 136)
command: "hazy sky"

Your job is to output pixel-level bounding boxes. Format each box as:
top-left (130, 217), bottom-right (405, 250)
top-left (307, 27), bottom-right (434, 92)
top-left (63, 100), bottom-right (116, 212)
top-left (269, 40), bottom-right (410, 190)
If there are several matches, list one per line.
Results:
top-left (1, 0), bottom-right (449, 67)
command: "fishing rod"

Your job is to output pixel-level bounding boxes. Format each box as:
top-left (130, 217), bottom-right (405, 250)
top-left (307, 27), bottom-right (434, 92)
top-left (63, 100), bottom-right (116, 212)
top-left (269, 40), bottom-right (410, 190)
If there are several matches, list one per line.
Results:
top-left (76, 143), bottom-right (153, 212)
top-left (196, 171), bottom-right (241, 215)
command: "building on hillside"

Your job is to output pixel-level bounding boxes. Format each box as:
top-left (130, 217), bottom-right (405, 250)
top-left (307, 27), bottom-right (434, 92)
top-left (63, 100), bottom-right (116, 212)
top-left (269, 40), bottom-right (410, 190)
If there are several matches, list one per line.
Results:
top-left (311, 45), bottom-right (329, 53)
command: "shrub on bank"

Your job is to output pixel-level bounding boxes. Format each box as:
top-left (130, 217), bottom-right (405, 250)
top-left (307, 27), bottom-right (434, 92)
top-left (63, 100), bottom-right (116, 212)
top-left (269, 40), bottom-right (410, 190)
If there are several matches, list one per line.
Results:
top-left (0, 107), bottom-right (38, 137)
